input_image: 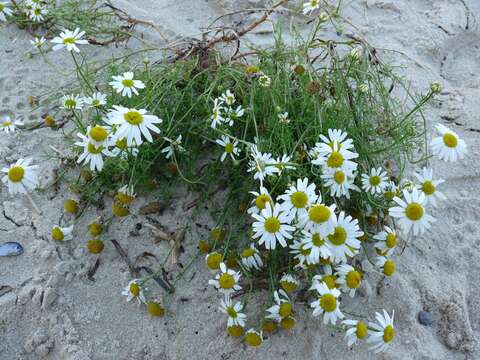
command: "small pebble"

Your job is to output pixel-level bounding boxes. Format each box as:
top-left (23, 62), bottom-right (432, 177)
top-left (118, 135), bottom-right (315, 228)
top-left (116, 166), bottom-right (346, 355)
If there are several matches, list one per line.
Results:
top-left (418, 310), bottom-right (433, 326)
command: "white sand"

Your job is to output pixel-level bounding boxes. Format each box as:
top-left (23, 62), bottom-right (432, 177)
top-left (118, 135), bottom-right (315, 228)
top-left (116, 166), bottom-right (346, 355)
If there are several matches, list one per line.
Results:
top-left (1, 1), bottom-right (479, 359)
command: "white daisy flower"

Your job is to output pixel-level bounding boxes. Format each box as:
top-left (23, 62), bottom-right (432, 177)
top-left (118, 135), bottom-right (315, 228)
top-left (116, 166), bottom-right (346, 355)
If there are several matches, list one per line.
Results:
top-left (51, 224), bottom-right (74, 242)
top-left (318, 129), bottom-right (355, 152)
top-left (210, 99), bottom-right (225, 128)
top-left (298, 200), bottom-right (337, 237)
top-left (414, 167), bottom-right (446, 207)
top-left (278, 112), bottom-right (290, 124)
top-left (326, 211), bottom-right (363, 264)
top-left (321, 168), bottom-right (359, 199)
top-left (302, 230), bottom-right (332, 264)
top-left (106, 105), bottom-right (162, 146)
top-left (0, 1), bottom-right (12, 21)
top-left (215, 135), bottom-right (240, 161)
top-left (161, 135), bottom-right (185, 159)
top-left (29, 5), bottom-right (47, 22)
top-left (258, 75), bottom-right (271, 87)
top-left (361, 167), bottom-right (388, 195)
top-left (311, 265), bottom-right (337, 290)
top-left (247, 186), bottom-right (273, 215)
top-left (83, 92), bottom-right (107, 108)
top-left (335, 264), bottom-right (362, 297)
top-left (373, 226), bottom-right (398, 256)
top-left (274, 154), bottom-right (295, 175)
top-left (388, 188), bottom-right (436, 236)
top-left (303, 0), bottom-right (320, 15)
top-left (1, 116), bottom-right (23, 133)
top-left (278, 177), bottom-right (318, 220)
top-left (51, 28), bottom-right (89, 52)
top-left (220, 90), bottom-right (236, 106)
top-left (219, 297), bottom-right (246, 327)
top-left (367, 310), bottom-right (396, 353)
top-left (109, 72), bottom-right (145, 98)
top-left (224, 105), bottom-right (244, 126)
top-left (290, 238), bottom-right (314, 269)
top-left (310, 281), bottom-right (344, 325)
top-left (62, 94), bottom-right (84, 111)
top-left (342, 319), bottom-right (369, 347)
top-left (240, 243), bottom-right (263, 270)
top-left (312, 141), bottom-right (358, 173)
top-left (75, 133), bottom-right (112, 171)
top-left (383, 180), bottom-right (399, 201)
top-left (375, 256), bottom-right (396, 276)
top-left (208, 262), bottom-right (242, 297)
top-left (1, 158), bottom-right (39, 194)
top-left (279, 273), bottom-right (300, 293)
top-left (121, 279), bottom-right (146, 304)
top-left (430, 123), bottom-right (467, 162)
top-left (247, 145), bottom-right (280, 183)
top-left (86, 125), bottom-right (110, 147)
top-left (266, 290), bottom-right (294, 322)
top-left (30, 36), bottom-right (46, 49)
top-left (251, 203), bottom-right (295, 250)
top-left (110, 137), bottom-right (139, 158)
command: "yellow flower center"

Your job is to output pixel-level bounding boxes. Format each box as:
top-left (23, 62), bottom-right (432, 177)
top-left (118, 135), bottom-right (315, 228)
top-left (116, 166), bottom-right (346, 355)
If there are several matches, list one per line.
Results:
top-left (369, 175), bottom-right (381, 186)
top-left (327, 151), bottom-right (344, 168)
top-left (328, 226), bottom-right (347, 245)
top-left (122, 79), bottom-right (134, 88)
top-left (116, 138), bottom-right (128, 150)
top-left (299, 244), bottom-right (311, 256)
top-left (63, 37), bottom-right (76, 44)
top-left (206, 252), bottom-right (222, 270)
top-left (89, 126), bottom-right (108, 142)
top-left (405, 203), bottom-right (424, 221)
top-left (264, 217), bottom-right (280, 233)
top-left (227, 325), bottom-right (244, 337)
top-left (255, 194), bottom-right (270, 210)
top-left (443, 133), bottom-right (457, 148)
top-left (320, 293), bottom-right (337, 312)
top-left (245, 65), bottom-right (260, 74)
top-left (112, 202), bottom-right (130, 217)
top-left (280, 316), bottom-right (295, 330)
top-left (129, 283), bottom-right (140, 297)
top-left (312, 233), bottom-right (325, 247)
top-left (279, 302), bottom-right (292, 318)
top-left (2, 121), bottom-right (12, 127)
top-left (421, 181), bottom-right (435, 195)
top-left (147, 301), bottom-right (165, 317)
top-left (241, 248), bottom-right (255, 258)
top-left (87, 142), bottom-right (103, 154)
top-left (308, 204), bottom-right (331, 223)
top-left (226, 306), bottom-right (238, 318)
top-left (281, 281), bottom-right (297, 293)
top-left (346, 270), bottom-right (362, 289)
top-left (334, 171), bottom-right (345, 184)
top-left (245, 332), bottom-right (262, 347)
top-left (91, 99), bottom-right (101, 107)
top-left (211, 228), bottom-right (225, 241)
top-left (291, 191), bottom-right (308, 208)
top-left (262, 320), bottom-right (277, 333)
top-left (386, 233), bottom-right (397, 248)
top-left (51, 227), bottom-right (64, 241)
top-left (225, 143), bottom-right (234, 154)
top-left (383, 325), bottom-right (395, 343)
top-left (383, 260), bottom-right (396, 276)
top-left (0, 4), bottom-right (4, 11)
top-left (87, 239), bottom-right (104, 254)
top-left (311, 0), bottom-right (319, 7)
top-left (8, 166), bottom-right (25, 183)
top-left (384, 190), bottom-right (395, 201)
top-left (218, 273), bottom-right (235, 289)
top-left (64, 199), bottom-right (79, 214)
top-left (356, 321), bottom-right (368, 339)
top-left (322, 275), bottom-right (337, 289)
top-left (89, 222), bottom-right (103, 237)
top-left (124, 111), bottom-right (143, 125)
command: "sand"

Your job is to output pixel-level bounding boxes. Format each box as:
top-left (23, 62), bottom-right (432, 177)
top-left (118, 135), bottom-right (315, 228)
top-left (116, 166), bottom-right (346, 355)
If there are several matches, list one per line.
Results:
top-left (0, 0), bottom-right (479, 359)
